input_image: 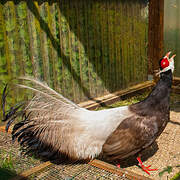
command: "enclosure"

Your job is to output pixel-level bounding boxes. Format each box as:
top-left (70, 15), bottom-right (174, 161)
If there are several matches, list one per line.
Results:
top-left (0, 0), bottom-right (180, 179)
top-left (0, 0), bottom-right (179, 108)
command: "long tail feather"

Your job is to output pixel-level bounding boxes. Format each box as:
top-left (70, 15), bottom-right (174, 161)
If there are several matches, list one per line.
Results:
top-left (2, 77), bottom-right (100, 160)
top-left (2, 84), bottom-right (8, 119)
top-left (19, 76), bottom-right (79, 108)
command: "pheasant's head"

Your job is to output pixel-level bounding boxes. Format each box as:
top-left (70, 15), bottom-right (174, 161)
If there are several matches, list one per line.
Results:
top-left (158, 51), bottom-right (176, 74)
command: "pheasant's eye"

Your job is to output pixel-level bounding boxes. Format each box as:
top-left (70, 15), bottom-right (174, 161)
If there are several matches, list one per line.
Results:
top-left (160, 58), bottom-right (169, 69)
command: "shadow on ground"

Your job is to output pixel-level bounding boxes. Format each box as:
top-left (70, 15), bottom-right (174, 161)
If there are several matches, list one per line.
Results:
top-left (102, 141), bottom-right (159, 168)
top-left (0, 168), bottom-right (27, 180)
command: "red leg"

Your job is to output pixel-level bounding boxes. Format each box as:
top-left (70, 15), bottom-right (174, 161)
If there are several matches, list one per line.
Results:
top-left (114, 160), bottom-right (121, 168)
top-left (137, 157), bottom-right (158, 175)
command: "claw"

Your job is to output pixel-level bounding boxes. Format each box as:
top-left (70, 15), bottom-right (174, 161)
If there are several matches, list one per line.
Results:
top-left (137, 157), bottom-right (158, 175)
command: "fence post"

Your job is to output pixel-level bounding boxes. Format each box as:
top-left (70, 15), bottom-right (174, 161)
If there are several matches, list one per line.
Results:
top-left (148, 0), bottom-right (164, 81)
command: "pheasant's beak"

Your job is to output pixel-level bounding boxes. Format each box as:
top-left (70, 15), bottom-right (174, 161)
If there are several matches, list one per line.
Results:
top-left (171, 54), bottom-right (176, 59)
top-left (169, 54), bottom-right (176, 62)
top-left (165, 51), bottom-right (171, 59)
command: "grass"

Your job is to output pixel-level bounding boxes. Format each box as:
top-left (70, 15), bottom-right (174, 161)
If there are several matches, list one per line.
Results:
top-left (97, 91), bottom-right (149, 110)
top-left (158, 165), bottom-right (180, 180)
top-left (171, 171), bottom-right (180, 180)
top-left (97, 91), bottom-right (180, 110)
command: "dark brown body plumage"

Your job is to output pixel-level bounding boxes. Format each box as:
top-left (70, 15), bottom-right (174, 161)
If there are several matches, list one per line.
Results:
top-left (102, 70), bottom-right (172, 160)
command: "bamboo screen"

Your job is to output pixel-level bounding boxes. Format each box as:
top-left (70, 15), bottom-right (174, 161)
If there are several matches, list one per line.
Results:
top-left (0, 0), bottom-right (149, 113)
top-left (164, 0), bottom-right (180, 77)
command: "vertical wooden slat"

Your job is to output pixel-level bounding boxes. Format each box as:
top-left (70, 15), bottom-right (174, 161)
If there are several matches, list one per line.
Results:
top-left (4, 1), bottom-right (16, 105)
top-left (46, 2), bottom-right (59, 90)
top-left (107, 0), bottom-right (111, 91)
top-left (61, 0), bottom-right (69, 98)
top-left (0, 0), bottom-right (150, 107)
top-left (66, 0), bottom-right (75, 101)
top-left (46, 2), bottom-right (54, 88)
top-left (122, 3), bottom-right (126, 88)
top-left (12, 2), bottom-right (24, 78)
top-left (92, 2), bottom-right (98, 98)
top-left (111, 0), bottom-right (116, 92)
top-left (15, 2), bottom-right (27, 101)
top-left (6, 1), bottom-right (16, 79)
top-left (114, 0), bottom-right (118, 91)
top-left (0, 2), bottom-right (10, 118)
top-left (126, 2), bottom-right (129, 86)
top-left (59, 0), bottom-right (72, 99)
top-left (17, 2), bottom-right (33, 76)
top-left (27, 1), bottom-right (40, 78)
top-left (0, 3), bottom-right (11, 82)
top-left (39, 2), bottom-right (50, 84)
top-left (96, 2), bottom-right (101, 95)
top-left (74, 1), bottom-right (83, 100)
top-left (67, 1), bottom-right (78, 101)
top-left (116, 0), bottom-right (121, 90)
top-left (57, 0), bottom-right (64, 94)
top-left (148, 0), bottom-right (164, 79)
top-left (119, 3), bottom-right (123, 89)
top-left (83, 0), bottom-right (91, 98)
top-left (63, 0), bottom-right (74, 100)
top-left (87, 1), bottom-right (96, 98)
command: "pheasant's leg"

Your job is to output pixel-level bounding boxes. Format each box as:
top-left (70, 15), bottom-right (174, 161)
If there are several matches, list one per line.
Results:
top-left (114, 160), bottom-right (121, 168)
top-left (137, 157), bottom-right (158, 175)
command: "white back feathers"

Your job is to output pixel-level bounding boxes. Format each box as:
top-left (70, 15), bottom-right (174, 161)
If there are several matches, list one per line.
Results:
top-left (9, 77), bottom-right (133, 160)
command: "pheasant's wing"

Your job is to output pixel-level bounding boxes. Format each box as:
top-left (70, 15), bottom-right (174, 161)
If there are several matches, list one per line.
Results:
top-left (102, 115), bottom-right (158, 160)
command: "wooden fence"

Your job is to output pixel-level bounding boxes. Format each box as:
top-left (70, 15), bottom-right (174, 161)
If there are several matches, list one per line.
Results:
top-left (0, 0), bottom-right (149, 115)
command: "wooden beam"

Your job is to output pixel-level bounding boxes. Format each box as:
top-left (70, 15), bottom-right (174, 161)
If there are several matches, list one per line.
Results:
top-left (173, 76), bottom-right (180, 86)
top-left (88, 159), bottom-right (152, 180)
top-left (79, 81), bottom-right (154, 110)
top-left (148, 0), bottom-right (164, 79)
top-left (172, 85), bottom-right (180, 94)
top-left (10, 161), bottom-right (52, 180)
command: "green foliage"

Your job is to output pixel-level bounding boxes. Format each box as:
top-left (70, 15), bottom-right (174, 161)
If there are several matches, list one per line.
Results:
top-left (97, 91), bottom-right (149, 110)
top-left (159, 165), bottom-right (180, 179)
top-left (159, 166), bottom-right (173, 177)
top-left (171, 171), bottom-right (180, 180)
top-left (0, 153), bottom-right (14, 170)
top-left (0, 150), bottom-right (16, 179)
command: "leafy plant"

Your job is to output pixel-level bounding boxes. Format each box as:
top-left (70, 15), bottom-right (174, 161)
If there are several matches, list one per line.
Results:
top-left (159, 166), bottom-right (173, 177)
top-left (171, 171), bottom-right (180, 180)
top-left (159, 165), bottom-right (180, 179)
top-left (0, 150), bottom-right (16, 179)
top-left (0, 150), bottom-right (15, 171)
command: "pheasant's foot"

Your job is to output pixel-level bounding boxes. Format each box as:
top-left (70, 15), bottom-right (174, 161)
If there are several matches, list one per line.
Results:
top-left (137, 157), bottom-right (158, 175)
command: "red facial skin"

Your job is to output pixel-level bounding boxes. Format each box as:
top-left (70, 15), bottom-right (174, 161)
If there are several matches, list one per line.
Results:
top-left (161, 58), bottom-right (169, 69)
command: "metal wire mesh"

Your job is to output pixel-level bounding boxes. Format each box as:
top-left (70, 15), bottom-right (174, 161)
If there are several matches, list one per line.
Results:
top-left (30, 163), bottom-right (129, 180)
top-left (0, 131), bottom-right (42, 174)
